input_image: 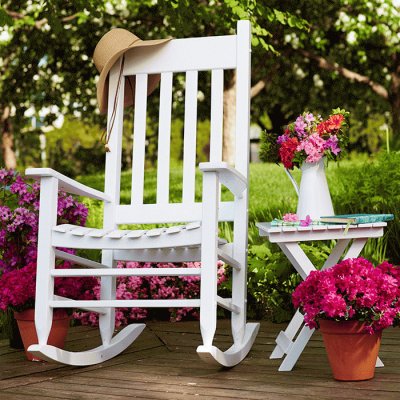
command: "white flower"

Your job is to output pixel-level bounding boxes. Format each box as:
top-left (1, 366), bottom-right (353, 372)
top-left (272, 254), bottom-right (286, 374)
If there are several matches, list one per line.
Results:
top-left (346, 31), bottom-right (357, 44)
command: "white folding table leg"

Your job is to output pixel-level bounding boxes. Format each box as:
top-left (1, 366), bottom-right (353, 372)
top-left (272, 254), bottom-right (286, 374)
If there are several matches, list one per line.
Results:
top-left (270, 310), bottom-right (305, 359)
top-left (278, 325), bottom-right (315, 372)
top-left (269, 242), bottom-right (317, 366)
top-left (278, 242), bottom-right (315, 280)
top-left (322, 239), bottom-right (350, 270)
top-left (343, 238), bottom-right (367, 259)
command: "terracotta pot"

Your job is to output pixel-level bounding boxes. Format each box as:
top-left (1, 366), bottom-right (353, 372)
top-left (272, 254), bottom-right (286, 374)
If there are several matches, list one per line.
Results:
top-left (319, 319), bottom-right (382, 381)
top-left (9, 313), bottom-right (24, 349)
top-left (14, 309), bottom-right (70, 362)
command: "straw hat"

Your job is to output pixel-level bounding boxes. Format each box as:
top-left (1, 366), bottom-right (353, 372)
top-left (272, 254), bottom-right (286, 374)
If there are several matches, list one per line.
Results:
top-left (93, 28), bottom-right (171, 114)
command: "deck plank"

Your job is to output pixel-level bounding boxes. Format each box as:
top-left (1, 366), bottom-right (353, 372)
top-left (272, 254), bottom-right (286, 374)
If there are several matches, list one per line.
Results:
top-left (1, 320), bottom-right (400, 399)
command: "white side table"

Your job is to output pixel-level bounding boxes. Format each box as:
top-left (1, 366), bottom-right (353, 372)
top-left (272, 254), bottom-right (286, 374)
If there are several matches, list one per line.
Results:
top-left (256, 221), bottom-right (387, 372)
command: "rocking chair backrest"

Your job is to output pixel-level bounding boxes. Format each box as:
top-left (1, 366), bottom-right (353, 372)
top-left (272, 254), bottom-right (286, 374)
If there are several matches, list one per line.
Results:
top-left (104, 21), bottom-right (251, 226)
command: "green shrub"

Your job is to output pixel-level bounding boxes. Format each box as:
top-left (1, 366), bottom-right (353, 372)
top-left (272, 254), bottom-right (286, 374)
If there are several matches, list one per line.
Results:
top-left (332, 152), bottom-right (400, 263)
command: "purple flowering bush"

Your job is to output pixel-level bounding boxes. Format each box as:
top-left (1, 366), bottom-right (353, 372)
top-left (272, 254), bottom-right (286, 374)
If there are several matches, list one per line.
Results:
top-left (0, 169), bottom-right (87, 272)
top-left (0, 169), bottom-right (95, 313)
top-left (292, 258), bottom-right (400, 333)
top-left (73, 260), bottom-right (226, 327)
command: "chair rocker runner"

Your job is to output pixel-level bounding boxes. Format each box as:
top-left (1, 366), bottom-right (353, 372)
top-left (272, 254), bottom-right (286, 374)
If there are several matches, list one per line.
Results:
top-left (26, 20), bottom-right (259, 367)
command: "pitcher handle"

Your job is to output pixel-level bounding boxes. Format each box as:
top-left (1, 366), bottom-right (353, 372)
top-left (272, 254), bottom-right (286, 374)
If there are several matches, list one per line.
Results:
top-left (284, 168), bottom-right (300, 197)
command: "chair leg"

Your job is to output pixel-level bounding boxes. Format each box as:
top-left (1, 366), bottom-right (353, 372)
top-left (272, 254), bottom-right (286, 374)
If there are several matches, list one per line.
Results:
top-left (197, 180), bottom-right (259, 367)
top-left (99, 250), bottom-right (116, 345)
top-left (231, 205), bottom-right (248, 345)
top-left (35, 249), bottom-right (56, 346)
top-left (35, 177), bottom-right (58, 346)
top-left (198, 173), bottom-right (219, 348)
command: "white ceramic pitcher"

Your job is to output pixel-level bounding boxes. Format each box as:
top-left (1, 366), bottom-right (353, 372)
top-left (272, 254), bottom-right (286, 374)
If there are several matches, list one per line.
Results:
top-left (285, 158), bottom-right (334, 220)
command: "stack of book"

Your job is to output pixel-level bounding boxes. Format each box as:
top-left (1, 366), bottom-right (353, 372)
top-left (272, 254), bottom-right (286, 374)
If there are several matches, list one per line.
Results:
top-left (270, 214), bottom-right (394, 227)
top-left (319, 214), bottom-right (394, 224)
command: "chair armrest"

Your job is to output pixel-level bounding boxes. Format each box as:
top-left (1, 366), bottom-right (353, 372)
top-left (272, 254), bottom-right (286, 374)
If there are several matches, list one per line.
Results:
top-left (199, 162), bottom-right (247, 198)
top-left (25, 168), bottom-right (111, 202)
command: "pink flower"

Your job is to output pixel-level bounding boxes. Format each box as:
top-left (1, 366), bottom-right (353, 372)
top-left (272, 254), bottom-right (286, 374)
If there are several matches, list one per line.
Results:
top-left (300, 215), bottom-right (312, 226)
top-left (296, 133), bottom-right (326, 163)
top-left (294, 116), bottom-right (307, 136)
top-left (73, 260), bottom-right (226, 328)
top-left (0, 169), bottom-right (88, 273)
top-left (292, 258), bottom-right (400, 333)
top-left (283, 213), bottom-right (299, 222)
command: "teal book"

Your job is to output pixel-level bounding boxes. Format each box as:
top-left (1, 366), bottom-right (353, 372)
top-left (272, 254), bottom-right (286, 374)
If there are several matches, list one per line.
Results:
top-left (319, 214), bottom-right (394, 224)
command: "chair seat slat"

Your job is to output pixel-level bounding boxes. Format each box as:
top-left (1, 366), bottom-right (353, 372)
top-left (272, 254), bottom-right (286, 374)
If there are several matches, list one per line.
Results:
top-left (71, 227), bottom-right (94, 236)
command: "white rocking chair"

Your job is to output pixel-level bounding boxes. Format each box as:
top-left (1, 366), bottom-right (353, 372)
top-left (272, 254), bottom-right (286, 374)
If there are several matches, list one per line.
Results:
top-left (26, 20), bottom-right (259, 367)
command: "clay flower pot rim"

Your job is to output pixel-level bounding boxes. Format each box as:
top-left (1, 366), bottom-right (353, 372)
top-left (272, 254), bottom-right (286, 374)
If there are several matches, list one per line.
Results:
top-left (318, 319), bottom-right (379, 334)
top-left (14, 308), bottom-right (70, 321)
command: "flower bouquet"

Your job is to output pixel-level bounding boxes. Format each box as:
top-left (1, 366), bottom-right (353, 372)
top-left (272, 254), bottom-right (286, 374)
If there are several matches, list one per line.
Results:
top-left (261, 109), bottom-right (350, 219)
top-left (292, 257), bottom-right (400, 380)
top-left (261, 108), bottom-right (350, 170)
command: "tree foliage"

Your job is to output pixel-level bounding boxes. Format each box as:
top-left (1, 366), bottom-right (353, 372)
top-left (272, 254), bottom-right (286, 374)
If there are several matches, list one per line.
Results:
top-left (258, 0), bottom-right (400, 150)
top-left (0, 0), bottom-right (308, 168)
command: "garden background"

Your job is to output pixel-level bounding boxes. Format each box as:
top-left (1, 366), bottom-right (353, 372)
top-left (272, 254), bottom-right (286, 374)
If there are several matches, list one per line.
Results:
top-left (1, 1), bottom-right (399, 329)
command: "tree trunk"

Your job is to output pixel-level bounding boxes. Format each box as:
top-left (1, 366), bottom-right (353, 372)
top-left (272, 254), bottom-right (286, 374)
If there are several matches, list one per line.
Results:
top-left (1, 106), bottom-right (17, 169)
top-left (390, 71), bottom-right (400, 150)
top-left (223, 71), bottom-right (237, 165)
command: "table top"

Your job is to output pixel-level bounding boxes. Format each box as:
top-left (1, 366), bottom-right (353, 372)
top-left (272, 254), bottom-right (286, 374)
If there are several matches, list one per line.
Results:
top-left (256, 221), bottom-right (387, 243)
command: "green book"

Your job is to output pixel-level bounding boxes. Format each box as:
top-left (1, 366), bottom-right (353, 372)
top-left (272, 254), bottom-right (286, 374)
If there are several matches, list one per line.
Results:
top-left (319, 214), bottom-right (394, 225)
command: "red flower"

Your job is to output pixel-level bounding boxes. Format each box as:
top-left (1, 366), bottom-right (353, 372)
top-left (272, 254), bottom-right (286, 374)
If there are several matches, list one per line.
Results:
top-left (317, 121), bottom-right (327, 136)
top-left (325, 114), bottom-right (345, 132)
top-left (279, 137), bottom-right (299, 169)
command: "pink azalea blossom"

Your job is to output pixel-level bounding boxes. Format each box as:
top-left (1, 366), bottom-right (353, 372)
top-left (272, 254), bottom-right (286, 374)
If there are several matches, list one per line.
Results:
top-left (294, 116), bottom-right (307, 136)
top-left (292, 258), bottom-right (400, 333)
top-left (283, 213), bottom-right (299, 222)
top-left (73, 260), bottom-right (227, 327)
top-left (296, 133), bottom-right (326, 163)
top-left (300, 215), bottom-right (312, 226)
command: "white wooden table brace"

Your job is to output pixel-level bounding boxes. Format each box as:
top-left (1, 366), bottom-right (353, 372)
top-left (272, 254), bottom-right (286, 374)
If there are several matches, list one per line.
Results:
top-left (256, 221), bottom-right (387, 372)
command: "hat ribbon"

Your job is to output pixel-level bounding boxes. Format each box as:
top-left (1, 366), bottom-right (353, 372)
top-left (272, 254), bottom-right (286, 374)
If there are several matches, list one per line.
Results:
top-left (100, 54), bottom-right (129, 152)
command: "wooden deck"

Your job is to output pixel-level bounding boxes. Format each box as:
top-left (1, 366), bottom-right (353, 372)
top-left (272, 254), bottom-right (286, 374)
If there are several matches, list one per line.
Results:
top-left (1, 320), bottom-right (400, 399)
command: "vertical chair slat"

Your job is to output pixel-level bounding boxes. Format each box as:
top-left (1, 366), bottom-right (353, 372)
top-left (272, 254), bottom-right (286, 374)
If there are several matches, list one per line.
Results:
top-left (182, 70), bottom-right (199, 204)
top-left (209, 69), bottom-right (224, 163)
top-left (234, 25), bottom-right (251, 175)
top-left (104, 60), bottom-right (125, 206)
top-left (131, 74), bottom-right (148, 205)
top-left (156, 72), bottom-right (173, 204)
top-left (101, 60), bottom-right (126, 345)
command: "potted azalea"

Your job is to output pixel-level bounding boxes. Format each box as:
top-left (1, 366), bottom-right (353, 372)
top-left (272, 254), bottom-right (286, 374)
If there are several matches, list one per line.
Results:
top-left (292, 257), bottom-right (400, 381)
top-left (260, 109), bottom-right (350, 219)
top-left (0, 169), bottom-right (95, 360)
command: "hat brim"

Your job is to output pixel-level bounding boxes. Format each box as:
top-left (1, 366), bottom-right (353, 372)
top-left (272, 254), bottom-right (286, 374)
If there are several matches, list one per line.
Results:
top-left (97, 38), bottom-right (171, 114)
